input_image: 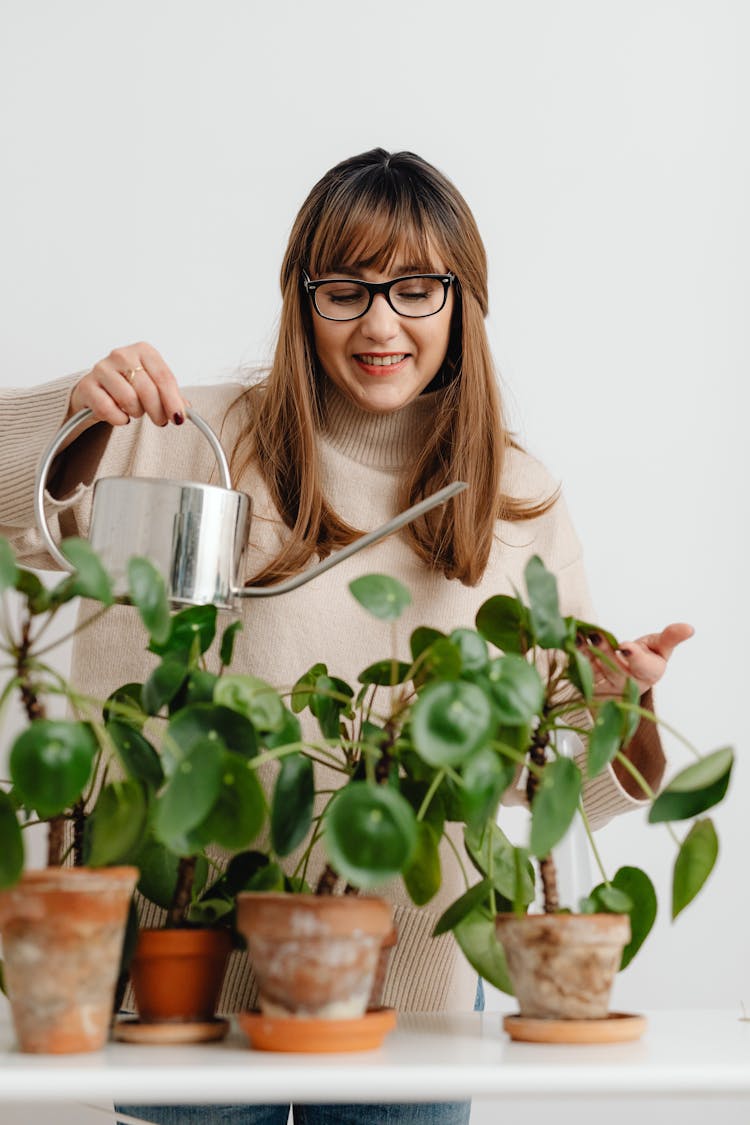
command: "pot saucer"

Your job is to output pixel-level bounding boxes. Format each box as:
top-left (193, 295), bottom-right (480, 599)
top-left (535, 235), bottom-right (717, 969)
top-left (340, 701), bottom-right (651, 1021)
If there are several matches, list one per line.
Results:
top-left (237, 1007), bottom-right (396, 1053)
top-left (503, 1011), bottom-right (647, 1044)
top-left (113, 1017), bottom-right (230, 1044)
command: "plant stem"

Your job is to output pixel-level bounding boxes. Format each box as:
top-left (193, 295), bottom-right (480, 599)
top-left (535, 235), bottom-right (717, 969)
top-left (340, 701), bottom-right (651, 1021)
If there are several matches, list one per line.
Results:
top-left (578, 801), bottom-right (609, 886)
top-left (168, 856), bottom-right (197, 927)
top-left (315, 863), bottom-right (339, 896)
top-left (416, 770), bottom-right (445, 821)
top-left (525, 724), bottom-right (560, 913)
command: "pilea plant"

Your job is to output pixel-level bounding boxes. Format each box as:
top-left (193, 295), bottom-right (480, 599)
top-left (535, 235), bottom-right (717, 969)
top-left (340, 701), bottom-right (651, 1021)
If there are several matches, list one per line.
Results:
top-left (0, 534), bottom-right (121, 883)
top-left (283, 560), bottom-right (734, 993)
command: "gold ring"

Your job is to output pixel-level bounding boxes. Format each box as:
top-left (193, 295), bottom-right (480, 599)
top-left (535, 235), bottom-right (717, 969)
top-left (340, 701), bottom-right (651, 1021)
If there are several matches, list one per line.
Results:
top-left (125, 365), bottom-right (144, 384)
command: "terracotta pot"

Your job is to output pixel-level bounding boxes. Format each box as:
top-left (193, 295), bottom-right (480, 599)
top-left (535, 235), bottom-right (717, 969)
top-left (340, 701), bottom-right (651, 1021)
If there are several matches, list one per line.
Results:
top-left (495, 912), bottom-right (631, 1020)
top-left (0, 866), bottom-right (138, 1053)
top-left (236, 893), bottom-right (393, 1019)
top-left (129, 927), bottom-right (233, 1023)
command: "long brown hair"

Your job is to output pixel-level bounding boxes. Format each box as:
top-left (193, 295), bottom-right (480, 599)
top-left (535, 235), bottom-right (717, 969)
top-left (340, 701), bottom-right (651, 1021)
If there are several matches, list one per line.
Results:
top-left (230, 148), bottom-right (555, 587)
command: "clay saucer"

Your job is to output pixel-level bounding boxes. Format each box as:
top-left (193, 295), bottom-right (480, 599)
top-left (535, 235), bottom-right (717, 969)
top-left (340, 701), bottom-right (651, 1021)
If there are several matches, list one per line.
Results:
top-left (503, 1011), bottom-right (647, 1044)
top-left (113, 1017), bottom-right (230, 1044)
top-left (237, 1008), bottom-right (396, 1052)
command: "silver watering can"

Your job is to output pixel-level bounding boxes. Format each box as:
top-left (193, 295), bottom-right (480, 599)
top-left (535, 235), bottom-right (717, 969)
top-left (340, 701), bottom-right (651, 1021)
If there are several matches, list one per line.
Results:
top-left (35, 408), bottom-right (467, 609)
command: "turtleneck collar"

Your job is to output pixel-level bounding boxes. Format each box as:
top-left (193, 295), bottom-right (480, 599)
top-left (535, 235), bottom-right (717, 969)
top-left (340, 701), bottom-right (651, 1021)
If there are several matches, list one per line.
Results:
top-left (319, 381), bottom-right (445, 471)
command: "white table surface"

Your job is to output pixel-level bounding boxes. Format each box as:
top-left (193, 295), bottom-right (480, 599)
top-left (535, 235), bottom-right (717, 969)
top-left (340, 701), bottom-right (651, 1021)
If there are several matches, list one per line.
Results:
top-left (1, 1010), bottom-right (749, 1105)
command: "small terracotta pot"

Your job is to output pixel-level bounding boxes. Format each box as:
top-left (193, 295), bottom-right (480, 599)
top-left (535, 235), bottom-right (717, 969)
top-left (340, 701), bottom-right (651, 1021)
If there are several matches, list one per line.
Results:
top-left (495, 913), bottom-right (631, 1020)
top-left (0, 866), bottom-right (138, 1053)
top-left (129, 927), bottom-right (233, 1023)
top-left (236, 893), bottom-right (393, 1019)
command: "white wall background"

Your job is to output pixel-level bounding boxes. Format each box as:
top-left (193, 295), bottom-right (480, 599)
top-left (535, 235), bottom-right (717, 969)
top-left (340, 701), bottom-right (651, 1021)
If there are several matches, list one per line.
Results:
top-left (1, 1), bottom-right (748, 1121)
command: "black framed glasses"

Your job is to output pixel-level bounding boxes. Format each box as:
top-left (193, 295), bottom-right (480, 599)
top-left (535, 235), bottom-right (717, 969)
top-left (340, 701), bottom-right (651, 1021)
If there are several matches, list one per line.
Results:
top-left (302, 270), bottom-right (455, 322)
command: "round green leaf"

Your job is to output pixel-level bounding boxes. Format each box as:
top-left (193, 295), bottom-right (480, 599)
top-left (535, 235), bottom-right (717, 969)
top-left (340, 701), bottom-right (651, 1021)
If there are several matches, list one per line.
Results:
top-left (672, 818), bottom-right (719, 919)
top-left (86, 779), bottom-right (147, 866)
top-left (349, 574), bottom-right (411, 621)
top-left (107, 720), bottom-right (164, 790)
top-left (214, 675), bottom-right (285, 734)
top-left (475, 595), bottom-right (530, 654)
top-left (290, 663), bottom-right (328, 713)
top-left (612, 866), bottom-right (657, 969)
top-left (412, 638), bottom-right (462, 684)
top-left (410, 626), bottom-right (445, 662)
top-left (169, 669), bottom-right (219, 713)
top-left (403, 821), bottom-right (441, 906)
top-left (464, 820), bottom-right (535, 906)
top-left (411, 681), bottom-right (494, 767)
top-left (358, 659), bottom-right (411, 686)
top-left (529, 756), bottom-right (582, 859)
top-left (324, 782), bottom-right (418, 889)
top-left (587, 700), bottom-right (625, 778)
top-left (135, 837), bottom-right (207, 909)
top-left (103, 683), bottom-right (147, 729)
top-left (525, 555), bottom-right (567, 648)
top-left (149, 604), bottom-right (217, 657)
top-left (448, 628), bottom-right (489, 672)
top-left (196, 751), bottom-right (265, 851)
top-left (433, 877), bottom-right (492, 935)
top-left (127, 556), bottom-right (171, 644)
top-left (487, 654), bottom-right (544, 725)
top-left (164, 703), bottom-right (258, 772)
top-left (154, 738), bottom-right (224, 849)
top-left (0, 789), bottom-right (24, 889)
top-left (220, 619), bottom-right (243, 666)
top-left (57, 537), bottom-right (114, 605)
top-left (460, 746), bottom-right (517, 832)
top-left (142, 655), bottom-right (188, 715)
top-left (454, 906), bottom-right (514, 995)
top-left (271, 752), bottom-right (314, 857)
top-left (10, 720), bottom-right (97, 818)
top-left (649, 747), bottom-right (734, 823)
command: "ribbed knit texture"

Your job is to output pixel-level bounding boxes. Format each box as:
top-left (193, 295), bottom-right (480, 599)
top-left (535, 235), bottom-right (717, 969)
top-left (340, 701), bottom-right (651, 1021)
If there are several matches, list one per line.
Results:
top-left (0, 374), bottom-right (664, 1013)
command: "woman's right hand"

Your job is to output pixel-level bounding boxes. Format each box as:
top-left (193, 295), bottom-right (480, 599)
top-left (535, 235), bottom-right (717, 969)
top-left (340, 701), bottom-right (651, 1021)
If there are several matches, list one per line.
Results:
top-left (68, 342), bottom-right (189, 428)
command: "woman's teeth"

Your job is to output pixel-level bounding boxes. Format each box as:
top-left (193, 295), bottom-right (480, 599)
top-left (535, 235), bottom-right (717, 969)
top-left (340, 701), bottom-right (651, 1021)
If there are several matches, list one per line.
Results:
top-left (356, 354), bottom-right (407, 366)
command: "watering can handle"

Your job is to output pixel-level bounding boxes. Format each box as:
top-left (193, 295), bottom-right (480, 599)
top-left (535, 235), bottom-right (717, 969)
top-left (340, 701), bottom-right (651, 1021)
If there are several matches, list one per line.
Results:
top-left (34, 407), bottom-right (232, 571)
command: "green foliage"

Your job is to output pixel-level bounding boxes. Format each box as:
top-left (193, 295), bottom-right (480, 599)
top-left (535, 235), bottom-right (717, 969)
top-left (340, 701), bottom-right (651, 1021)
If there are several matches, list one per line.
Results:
top-left (324, 782), bottom-right (418, 889)
top-left (349, 573), bottom-right (411, 620)
top-left (10, 720), bottom-right (98, 818)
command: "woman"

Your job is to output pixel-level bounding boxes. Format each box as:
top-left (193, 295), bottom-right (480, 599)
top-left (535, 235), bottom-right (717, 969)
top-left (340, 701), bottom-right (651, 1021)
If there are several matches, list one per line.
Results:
top-left (1, 148), bottom-right (691, 1125)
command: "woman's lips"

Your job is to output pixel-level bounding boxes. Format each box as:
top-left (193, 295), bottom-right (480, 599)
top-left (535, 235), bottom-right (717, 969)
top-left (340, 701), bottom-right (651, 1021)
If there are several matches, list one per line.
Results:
top-left (353, 353), bottom-right (409, 376)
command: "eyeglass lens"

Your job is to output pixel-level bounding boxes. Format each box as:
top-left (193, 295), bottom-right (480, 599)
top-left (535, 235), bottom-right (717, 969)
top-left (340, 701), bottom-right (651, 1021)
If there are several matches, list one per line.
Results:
top-left (314, 277), bottom-right (447, 321)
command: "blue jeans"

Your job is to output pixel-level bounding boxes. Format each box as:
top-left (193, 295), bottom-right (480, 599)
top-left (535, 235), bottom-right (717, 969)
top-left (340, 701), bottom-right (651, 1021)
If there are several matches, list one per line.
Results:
top-left (114, 981), bottom-right (484, 1125)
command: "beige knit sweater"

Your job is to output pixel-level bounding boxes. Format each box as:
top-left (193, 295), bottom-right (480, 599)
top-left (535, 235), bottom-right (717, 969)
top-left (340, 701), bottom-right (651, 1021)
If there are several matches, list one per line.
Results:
top-left (0, 375), bottom-right (662, 1013)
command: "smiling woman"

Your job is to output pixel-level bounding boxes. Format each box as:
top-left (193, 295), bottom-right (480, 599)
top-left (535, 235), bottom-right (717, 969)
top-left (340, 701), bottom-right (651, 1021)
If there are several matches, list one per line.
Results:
top-left (0, 147), bottom-right (691, 1125)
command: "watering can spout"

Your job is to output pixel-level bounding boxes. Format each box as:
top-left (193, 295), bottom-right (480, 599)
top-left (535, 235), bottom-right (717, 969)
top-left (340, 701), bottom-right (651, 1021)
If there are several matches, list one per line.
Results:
top-left (236, 480), bottom-right (468, 598)
top-left (34, 408), bottom-right (467, 609)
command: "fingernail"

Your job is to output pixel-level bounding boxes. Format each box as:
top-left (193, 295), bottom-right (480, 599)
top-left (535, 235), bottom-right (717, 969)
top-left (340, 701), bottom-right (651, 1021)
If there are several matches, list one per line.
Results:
top-left (173, 412), bottom-right (184, 425)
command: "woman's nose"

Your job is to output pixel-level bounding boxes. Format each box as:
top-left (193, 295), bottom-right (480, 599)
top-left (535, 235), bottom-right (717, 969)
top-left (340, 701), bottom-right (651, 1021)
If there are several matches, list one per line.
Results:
top-left (360, 293), bottom-right (401, 341)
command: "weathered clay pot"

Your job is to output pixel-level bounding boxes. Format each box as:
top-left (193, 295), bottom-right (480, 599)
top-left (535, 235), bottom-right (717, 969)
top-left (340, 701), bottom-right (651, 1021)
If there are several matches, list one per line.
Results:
top-left (129, 927), bottom-right (233, 1023)
top-left (0, 866), bottom-right (138, 1053)
top-left (236, 893), bottom-right (393, 1019)
top-left (495, 913), bottom-right (631, 1020)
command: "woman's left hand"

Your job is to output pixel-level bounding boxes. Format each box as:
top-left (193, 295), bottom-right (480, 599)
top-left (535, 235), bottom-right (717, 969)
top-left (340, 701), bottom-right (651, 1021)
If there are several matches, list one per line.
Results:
top-left (583, 623), bottom-right (695, 699)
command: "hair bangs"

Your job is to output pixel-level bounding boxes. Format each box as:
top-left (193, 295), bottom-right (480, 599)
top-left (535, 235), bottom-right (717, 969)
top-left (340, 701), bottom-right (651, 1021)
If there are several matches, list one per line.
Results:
top-left (308, 189), bottom-right (448, 278)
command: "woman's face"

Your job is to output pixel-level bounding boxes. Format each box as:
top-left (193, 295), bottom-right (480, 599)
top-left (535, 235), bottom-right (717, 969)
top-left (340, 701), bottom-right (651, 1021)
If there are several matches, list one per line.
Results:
top-left (309, 259), bottom-right (454, 414)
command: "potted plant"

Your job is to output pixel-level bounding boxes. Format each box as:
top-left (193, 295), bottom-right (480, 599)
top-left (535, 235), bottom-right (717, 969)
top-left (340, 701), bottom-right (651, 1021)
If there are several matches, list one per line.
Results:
top-left (0, 535), bottom-right (139, 1053)
top-left (88, 559), bottom-right (304, 1042)
top-left (410, 555), bottom-right (733, 1041)
top-left (236, 562), bottom-right (733, 1046)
